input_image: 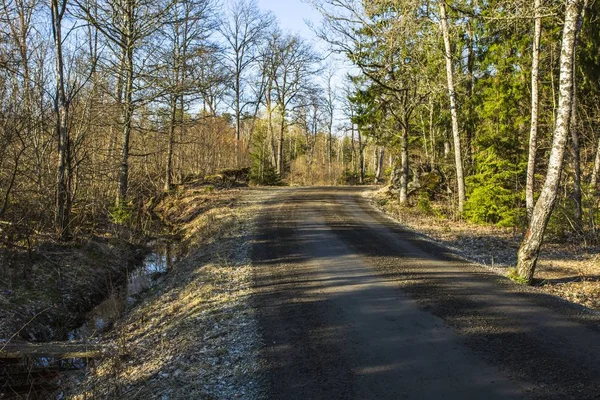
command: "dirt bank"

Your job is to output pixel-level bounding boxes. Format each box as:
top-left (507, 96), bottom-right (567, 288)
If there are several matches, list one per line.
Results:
top-left (0, 238), bottom-right (144, 343)
top-left (65, 186), bottom-right (271, 399)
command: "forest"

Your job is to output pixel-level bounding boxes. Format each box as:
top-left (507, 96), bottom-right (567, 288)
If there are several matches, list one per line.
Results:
top-left (1, 0), bottom-right (600, 398)
top-left (0, 0), bottom-right (600, 332)
top-left (0, 0), bottom-right (593, 288)
top-left (0, 0), bottom-right (595, 289)
top-left (313, 0), bottom-right (597, 284)
top-left (0, 0), bottom-right (384, 277)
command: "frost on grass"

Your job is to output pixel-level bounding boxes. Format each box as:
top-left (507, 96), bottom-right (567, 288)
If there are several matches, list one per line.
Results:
top-left (368, 187), bottom-right (600, 312)
top-left (67, 188), bottom-right (270, 399)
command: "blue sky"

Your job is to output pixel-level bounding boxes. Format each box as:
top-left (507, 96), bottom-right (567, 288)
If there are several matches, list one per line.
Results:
top-left (256, 0), bottom-right (322, 42)
top-left (256, 0), bottom-right (352, 130)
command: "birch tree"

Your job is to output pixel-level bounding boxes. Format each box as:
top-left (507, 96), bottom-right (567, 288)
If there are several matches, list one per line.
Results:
top-left (439, 0), bottom-right (466, 214)
top-left (516, 0), bottom-right (584, 284)
top-left (526, 0), bottom-right (542, 221)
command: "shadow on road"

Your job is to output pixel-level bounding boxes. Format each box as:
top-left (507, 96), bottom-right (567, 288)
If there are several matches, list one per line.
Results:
top-left (251, 187), bottom-right (600, 400)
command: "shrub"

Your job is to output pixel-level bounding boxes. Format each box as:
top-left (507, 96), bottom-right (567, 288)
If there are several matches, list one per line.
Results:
top-left (109, 202), bottom-right (134, 225)
top-left (417, 194), bottom-right (434, 215)
top-left (339, 171), bottom-right (361, 185)
top-left (507, 267), bottom-right (529, 285)
top-left (464, 149), bottom-right (525, 227)
top-left (249, 156), bottom-right (281, 186)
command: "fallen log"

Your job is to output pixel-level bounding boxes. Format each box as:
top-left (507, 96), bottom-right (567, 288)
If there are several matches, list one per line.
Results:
top-left (0, 342), bottom-right (104, 359)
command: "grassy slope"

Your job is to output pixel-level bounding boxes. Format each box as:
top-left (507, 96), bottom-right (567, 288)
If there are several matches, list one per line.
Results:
top-left (67, 186), bottom-right (269, 400)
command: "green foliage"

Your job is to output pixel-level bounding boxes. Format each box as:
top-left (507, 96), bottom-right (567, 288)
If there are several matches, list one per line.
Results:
top-left (464, 149), bottom-right (525, 227)
top-left (416, 172), bottom-right (442, 200)
top-left (465, 185), bottom-right (523, 227)
top-left (249, 147), bottom-right (281, 186)
top-left (507, 268), bottom-right (529, 285)
top-left (250, 160), bottom-right (281, 186)
top-left (248, 122), bottom-right (282, 186)
top-left (544, 199), bottom-right (583, 241)
top-left (416, 194), bottom-right (434, 215)
top-left (462, 20), bottom-right (530, 228)
top-left (109, 202), bottom-right (135, 225)
top-left (376, 196), bottom-right (389, 207)
top-left (577, 1), bottom-right (600, 96)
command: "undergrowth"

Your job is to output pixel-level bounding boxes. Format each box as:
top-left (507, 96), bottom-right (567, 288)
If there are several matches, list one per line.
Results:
top-left (507, 268), bottom-right (529, 285)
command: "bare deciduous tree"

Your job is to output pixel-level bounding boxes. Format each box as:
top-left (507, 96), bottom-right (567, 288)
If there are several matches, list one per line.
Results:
top-left (219, 0), bottom-right (273, 163)
top-left (76, 0), bottom-right (172, 203)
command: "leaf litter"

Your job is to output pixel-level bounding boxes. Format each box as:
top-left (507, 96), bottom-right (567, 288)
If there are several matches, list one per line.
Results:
top-left (368, 187), bottom-right (600, 312)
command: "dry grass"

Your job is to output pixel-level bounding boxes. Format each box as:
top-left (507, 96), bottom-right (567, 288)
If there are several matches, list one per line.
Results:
top-left (368, 187), bottom-right (600, 311)
top-left (66, 187), bottom-right (271, 399)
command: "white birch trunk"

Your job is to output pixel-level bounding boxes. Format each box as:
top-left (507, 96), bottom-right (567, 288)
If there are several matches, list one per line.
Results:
top-left (399, 125), bottom-right (408, 204)
top-left (590, 138), bottom-right (600, 190)
top-left (516, 0), bottom-right (583, 284)
top-left (375, 146), bottom-right (384, 184)
top-left (439, 1), bottom-right (466, 213)
top-left (526, 0), bottom-right (542, 221)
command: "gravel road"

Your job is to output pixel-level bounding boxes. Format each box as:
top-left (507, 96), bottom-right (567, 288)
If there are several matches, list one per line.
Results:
top-left (251, 187), bottom-right (600, 400)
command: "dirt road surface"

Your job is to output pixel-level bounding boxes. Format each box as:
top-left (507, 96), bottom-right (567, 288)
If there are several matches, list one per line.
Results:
top-left (251, 187), bottom-right (600, 400)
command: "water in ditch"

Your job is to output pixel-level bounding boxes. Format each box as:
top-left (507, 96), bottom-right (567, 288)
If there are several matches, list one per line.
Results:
top-left (68, 240), bottom-right (177, 341)
top-left (0, 240), bottom-right (179, 399)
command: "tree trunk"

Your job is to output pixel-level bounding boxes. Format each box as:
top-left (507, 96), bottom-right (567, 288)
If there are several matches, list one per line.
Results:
top-left (516, 0), bottom-right (583, 284)
top-left (56, 106), bottom-right (69, 238)
top-left (388, 155), bottom-right (396, 186)
top-left (375, 146), bottom-right (384, 183)
top-left (266, 84), bottom-right (277, 169)
top-left (569, 0), bottom-right (587, 229)
top-left (439, 1), bottom-right (466, 213)
top-left (590, 137), bottom-right (600, 190)
top-left (118, 45), bottom-right (134, 204)
top-left (277, 111), bottom-right (285, 175)
top-left (52, 0), bottom-right (70, 240)
top-left (444, 133), bottom-right (450, 160)
top-left (465, 20), bottom-right (475, 169)
top-left (339, 137), bottom-right (344, 175)
top-left (570, 91), bottom-right (582, 228)
top-left (358, 130), bottom-right (365, 184)
top-left (109, 47), bottom-right (126, 162)
top-left (165, 12), bottom-right (182, 192)
top-left (399, 124), bottom-right (408, 204)
top-left (351, 120), bottom-right (357, 175)
top-left (235, 71), bottom-right (241, 166)
top-left (372, 147), bottom-right (377, 174)
top-left (526, 0), bottom-right (542, 221)
top-left (429, 99), bottom-right (436, 169)
top-left (164, 95), bottom-right (177, 192)
top-left (328, 127), bottom-right (333, 180)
